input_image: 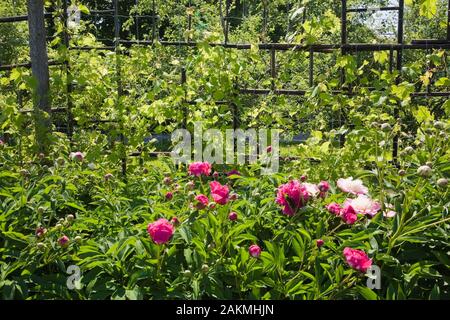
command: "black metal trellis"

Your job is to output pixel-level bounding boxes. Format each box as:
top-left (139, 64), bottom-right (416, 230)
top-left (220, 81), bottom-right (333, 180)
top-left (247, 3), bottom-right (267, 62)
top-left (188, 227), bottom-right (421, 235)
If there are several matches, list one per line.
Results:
top-left (1, 0), bottom-right (450, 169)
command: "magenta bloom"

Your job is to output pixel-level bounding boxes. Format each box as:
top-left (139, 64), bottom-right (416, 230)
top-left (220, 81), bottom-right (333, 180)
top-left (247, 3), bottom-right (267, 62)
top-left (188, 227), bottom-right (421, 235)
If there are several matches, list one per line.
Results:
top-left (326, 202), bottom-right (342, 215)
top-left (69, 151), bottom-right (84, 161)
top-left (195, 194), bottom-right (209, 210)
top-left (147, 218), bottom-right (174, 245)
top-left (188, 162), bottom-right (212, 177)
top-left (228, 212), bottom-right (238, 221)
top-left (276, 180), bottom-right (309, 216)
top-left (316, 239), bottom-right (324, 248)
top-left (58, 235), bottom-right (70, 247)
top-left (249, 244), bottom-right (262, 258)
top-left (343, 247), bottom-right (372, 272)
top-left (210, 181), bottom-right (230, 205)
top-left (340, 204), bottom-right (358, 225)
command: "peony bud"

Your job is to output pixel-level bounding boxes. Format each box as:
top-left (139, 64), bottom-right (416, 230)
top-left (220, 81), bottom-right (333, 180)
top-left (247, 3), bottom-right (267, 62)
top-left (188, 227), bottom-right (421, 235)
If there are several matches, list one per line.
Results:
top-left (58, 235), bottom-right (70, 247)
top-left (316, 239), bottom-right (324, 248)
top-left (437, 178), bottom-right (448, 188)
top-left (163, 176), bottom-right (172, 185)
top-left (381, 123), bottom-right (391, 132)
top-left (228, 212), bottom-right (238, 221)
top-left (74, 236), bottom-right (82, 243)
top-left (249, 244), bottom-right (262, 258)
top-left (186, 181), bottom-right (195, 190)
top-left (300, 175), bottom-right (307, 182)
top-left (417, 165), bottom-right (432, 177)
top-left (37, 242), bottom-right (46, 251)
top-left (165, 192), bottom-right (173, 200)
top-left (66, 214), bottom-right (75, 222)
top-left (183, 270), bottom-right (192, 278)
top-left (201, 264), bottom-right (209, 273)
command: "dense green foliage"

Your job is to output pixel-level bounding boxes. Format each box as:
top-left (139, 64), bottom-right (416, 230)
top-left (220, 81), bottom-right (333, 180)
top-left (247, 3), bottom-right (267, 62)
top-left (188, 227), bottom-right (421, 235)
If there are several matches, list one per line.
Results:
top-left (0, 0), bottom-right (449, 300)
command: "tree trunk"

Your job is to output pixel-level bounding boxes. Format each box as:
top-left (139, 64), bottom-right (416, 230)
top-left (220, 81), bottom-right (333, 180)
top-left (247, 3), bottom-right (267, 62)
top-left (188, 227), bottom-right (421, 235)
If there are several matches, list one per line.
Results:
top-left (27, 0), bottom-right (51, 153)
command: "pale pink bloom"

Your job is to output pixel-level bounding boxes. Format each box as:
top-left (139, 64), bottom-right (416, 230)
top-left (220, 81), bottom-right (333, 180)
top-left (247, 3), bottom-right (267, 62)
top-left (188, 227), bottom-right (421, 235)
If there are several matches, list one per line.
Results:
top-left (383, 204), bottom-right (396, 218)
top-left (337, 177), bottom-right (368, 195)
top-left (345, 195), bottom-right (381, 217)
top-left (303, 183), bottom-right (320, 198)
top-left (343, 247), bottom-right (372, 272)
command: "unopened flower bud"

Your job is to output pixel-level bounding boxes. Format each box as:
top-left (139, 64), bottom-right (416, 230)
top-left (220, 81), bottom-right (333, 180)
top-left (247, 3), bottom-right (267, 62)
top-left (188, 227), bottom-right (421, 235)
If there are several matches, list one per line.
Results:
top-left (417, 165), bottom-right (432, 177)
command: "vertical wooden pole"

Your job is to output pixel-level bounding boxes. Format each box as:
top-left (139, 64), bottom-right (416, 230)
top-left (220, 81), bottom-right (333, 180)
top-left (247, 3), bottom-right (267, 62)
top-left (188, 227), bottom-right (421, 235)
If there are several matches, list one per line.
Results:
top-left (62, 0), bottom-right (73, 140)
top-left (393, 0), bottom-right (404, 166)
top-left (27, 0), bottom-right (51, 152)
top-left (339, 0), bottom-right (347, 147)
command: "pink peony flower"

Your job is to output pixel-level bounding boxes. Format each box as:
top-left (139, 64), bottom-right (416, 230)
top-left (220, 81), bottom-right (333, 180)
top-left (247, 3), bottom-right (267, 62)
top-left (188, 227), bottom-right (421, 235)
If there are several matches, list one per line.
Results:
top-left (318, 181), bottom-right (330, 192)
top-left (326, 202), bottom-right (342, 215)
top-left (228, 212), bottom-right (238, 221)
top-left (188, 162), bottom-right (212, 177)
top-left (276, 180), bottom-right (309, 216)
top-left (304, 183), bottom-right (320, 198)
top-left (195, 194), bottom-right (209, 210)
top-left (337, 177), bottom-right (368, 195)
top-left (316, 239), bottom-right (324, 248)
top-left (249, 244), bottom-right (262, 258)
top-left (147, 219), bottom-right (174, 245)
top-left (210, 181), bottom-right (230, 205)
top-left (343, 247), bottom-right (372, 272)
top-left (70, 151), bottom-right (84, 161)
top-left (344, 195), bottom-right (381, 217)
top-left (58, 235), bottom-right (70, 247)
top-left (340, 204), bottom-right (358, 225)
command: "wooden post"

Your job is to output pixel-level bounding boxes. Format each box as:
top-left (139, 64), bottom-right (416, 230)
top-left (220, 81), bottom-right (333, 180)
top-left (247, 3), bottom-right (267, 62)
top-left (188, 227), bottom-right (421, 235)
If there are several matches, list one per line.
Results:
top-left (27, 0), bottom-right (51, 152)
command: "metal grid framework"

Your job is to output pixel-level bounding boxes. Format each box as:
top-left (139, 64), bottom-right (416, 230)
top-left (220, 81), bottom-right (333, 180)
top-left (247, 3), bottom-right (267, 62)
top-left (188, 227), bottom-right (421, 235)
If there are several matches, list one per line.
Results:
top-left (1, 0), bottom-right (450, 172)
